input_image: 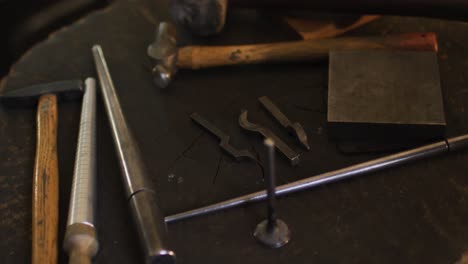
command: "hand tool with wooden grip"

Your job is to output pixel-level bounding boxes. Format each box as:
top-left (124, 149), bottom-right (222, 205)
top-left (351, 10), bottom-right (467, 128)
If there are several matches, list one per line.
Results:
top-left (149, 32), bottom-right (438, 88)
top-left (63, 78), bottom-right (98, 264)
top-left (0, 80), bottom-right (83, 264)
top-left (172, 0), bottom-right (468, 36)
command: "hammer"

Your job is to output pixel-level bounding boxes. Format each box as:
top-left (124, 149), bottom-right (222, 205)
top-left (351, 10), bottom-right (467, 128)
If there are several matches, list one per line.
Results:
top-left (149, 32), bottom-right (438, 88)
top-left (0, 80), bottom-right (83, 264)
top-left (171, 0), bottom-right (468, 36)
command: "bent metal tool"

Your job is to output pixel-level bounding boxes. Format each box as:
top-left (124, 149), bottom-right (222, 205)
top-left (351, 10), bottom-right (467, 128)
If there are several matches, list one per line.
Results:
top-left (0, 80), bottom-right (83, 264)
top-left (191, 112), bottom-right (256, 161)
top-left (165, 134), bottom-right (468, 223)
top-left (259, 96), bottom-right (310, 150)
top-left (149, 32), bottom-right (438, 88)
top-left (254, 138), bottom-right (290, 248)
top-left (239, 110), bottom-right (300, 166)
top-left (63, 78), bottom-right (98, 264)
top-left (92, 45), bottom-right (175, 264)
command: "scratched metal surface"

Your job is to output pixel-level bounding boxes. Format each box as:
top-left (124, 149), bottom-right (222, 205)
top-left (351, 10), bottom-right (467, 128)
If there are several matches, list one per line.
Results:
top-left (1, 0), bottom-right (468, 263)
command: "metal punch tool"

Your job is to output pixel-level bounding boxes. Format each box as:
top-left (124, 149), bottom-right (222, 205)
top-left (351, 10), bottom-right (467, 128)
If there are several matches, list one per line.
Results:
top-left (259, 96), bottom-right (310, 150)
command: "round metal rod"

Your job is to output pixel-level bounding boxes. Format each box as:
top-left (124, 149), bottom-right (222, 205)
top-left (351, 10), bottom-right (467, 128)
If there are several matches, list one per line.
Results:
top-left (166, 135), bottom-right (468, 223)
top-left (264, 138), bottom-right (277, 230)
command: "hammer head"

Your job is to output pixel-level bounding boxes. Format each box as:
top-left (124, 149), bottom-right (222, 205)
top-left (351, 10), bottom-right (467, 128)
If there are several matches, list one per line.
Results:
top-left (0, 80), bottom-right (83, 106)
top-left (148, 22), bottom-right (179, 88)
top-left (171, 0), bottom-right (227, 36)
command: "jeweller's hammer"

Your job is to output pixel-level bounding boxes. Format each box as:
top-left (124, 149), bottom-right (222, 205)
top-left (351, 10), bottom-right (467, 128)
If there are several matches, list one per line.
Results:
top-left (149, 32), bottom-right (438, 88)
top-left (0, 80), bottom-right (83, 264)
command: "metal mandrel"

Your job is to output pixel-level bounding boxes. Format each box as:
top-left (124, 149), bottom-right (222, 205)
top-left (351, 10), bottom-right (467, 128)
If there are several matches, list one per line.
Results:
top-left (63, 78), bottom-right (98, 264)
top-left (92, 45), bottom-right (175, 264)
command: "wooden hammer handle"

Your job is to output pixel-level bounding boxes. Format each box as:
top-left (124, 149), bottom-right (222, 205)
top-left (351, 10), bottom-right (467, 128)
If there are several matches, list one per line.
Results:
top-left (177, 32), bottom-right (438, 69)
top-left (32, 94), bottom-right (59, 264)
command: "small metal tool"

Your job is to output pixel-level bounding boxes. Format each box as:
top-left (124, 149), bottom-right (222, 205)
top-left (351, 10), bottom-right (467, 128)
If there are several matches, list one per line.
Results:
top-left (259, 96), bottom-right (310, 150)
top-left (239, 110), bottom-right (300, 166)
top-left (165, 134), bottom-right (468, 223)
top-left (92, 45), bottom-right (175, 264)
top-left (254, 138), bottom-right (290, 248)
top-left (63, 78), bottom-right (98, 264)
top-left (191, 112), bottom-right (256, 161)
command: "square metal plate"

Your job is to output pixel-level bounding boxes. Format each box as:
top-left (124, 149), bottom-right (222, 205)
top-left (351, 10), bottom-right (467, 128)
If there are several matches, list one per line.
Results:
top-left (328, 50), bottom-right (446, 141)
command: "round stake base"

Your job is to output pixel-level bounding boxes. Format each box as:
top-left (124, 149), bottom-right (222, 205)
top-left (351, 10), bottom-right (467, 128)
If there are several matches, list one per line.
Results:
top-left (253, 219), bottom-right (290, 248)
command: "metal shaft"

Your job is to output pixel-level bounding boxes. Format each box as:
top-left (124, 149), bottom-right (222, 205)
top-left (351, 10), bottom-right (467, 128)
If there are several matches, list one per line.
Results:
top-left (166, 134), bottom-right (468, 223)
top-left (253, 138), bottom-right (290, 248)
top-left (264, 138), bottom-right (277, 230)
top-left (92, 45), bottom-right (175, 264)
top-left (64, 78), bottom-right (98, 264)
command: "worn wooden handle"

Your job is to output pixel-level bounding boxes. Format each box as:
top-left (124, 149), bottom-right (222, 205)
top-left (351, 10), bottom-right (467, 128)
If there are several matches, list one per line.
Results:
top-left (32, 94), bottom-right (59, 264)
top-left (177, 32), bottom-right (438, 69)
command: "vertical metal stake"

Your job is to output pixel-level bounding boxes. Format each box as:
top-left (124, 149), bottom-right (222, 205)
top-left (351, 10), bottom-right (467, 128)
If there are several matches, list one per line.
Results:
top-left (253, 138), bottom-right (291, 248)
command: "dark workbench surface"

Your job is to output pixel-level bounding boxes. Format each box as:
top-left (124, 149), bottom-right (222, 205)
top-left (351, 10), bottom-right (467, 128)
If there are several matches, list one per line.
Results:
top-left (2, 0), bottom-right (468, 263)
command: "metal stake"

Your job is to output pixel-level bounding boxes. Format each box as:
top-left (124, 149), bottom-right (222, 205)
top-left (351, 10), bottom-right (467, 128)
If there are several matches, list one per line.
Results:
top-left (253, 138), bottom-right (290, 248)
